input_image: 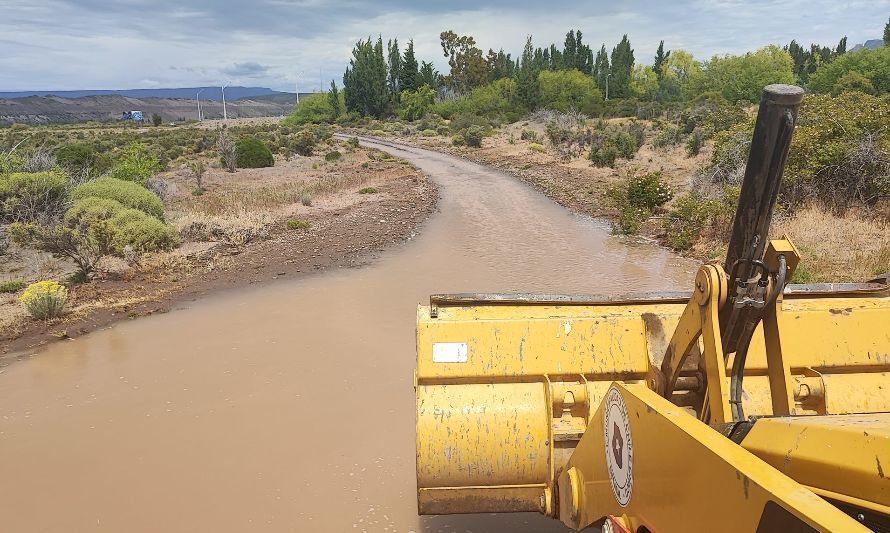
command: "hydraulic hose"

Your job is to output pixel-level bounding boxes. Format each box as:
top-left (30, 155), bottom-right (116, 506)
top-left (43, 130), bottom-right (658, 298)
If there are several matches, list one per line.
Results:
top-left (729, 254), bottom-right (787, 421)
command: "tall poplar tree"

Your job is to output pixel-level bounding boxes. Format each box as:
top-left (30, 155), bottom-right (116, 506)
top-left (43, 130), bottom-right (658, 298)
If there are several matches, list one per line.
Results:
top-left (387, 38), bottom-right (402, 100)
top-left (594, 45), bottom-right (610, 93)
top-left (401, 39), bottom-right (419, 92)
top-left (343, 37), bottom-right (389, 117)
top-left (610, 35), bottom-right (634, 98)
top-left (653, 40), bottom-right (670, 80)
top-left (516, 36), bottom-right (540, 110)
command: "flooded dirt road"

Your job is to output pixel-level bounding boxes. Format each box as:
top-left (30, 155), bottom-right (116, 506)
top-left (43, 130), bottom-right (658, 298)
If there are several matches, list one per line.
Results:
top-left (0, 139), bottom-right (694, 532)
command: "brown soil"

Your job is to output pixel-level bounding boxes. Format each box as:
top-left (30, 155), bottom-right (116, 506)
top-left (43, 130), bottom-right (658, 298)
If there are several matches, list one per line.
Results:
top-left (1, 146), bottom-right (437, 358)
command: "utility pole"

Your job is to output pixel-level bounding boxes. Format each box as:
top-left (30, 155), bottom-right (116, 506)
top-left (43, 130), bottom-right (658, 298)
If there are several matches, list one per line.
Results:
top-left (221, 83), bottom-right (228, 120)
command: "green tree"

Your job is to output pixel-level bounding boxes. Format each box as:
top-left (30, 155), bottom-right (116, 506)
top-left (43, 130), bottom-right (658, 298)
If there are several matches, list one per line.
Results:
top-left (538, 69), bottom-right (603, 114)
top-left (630, 65), bottom-right (659, 101)
top-left (516, 36), bottom-right (540, 110)
top-left (387, 38), bottom-right (402, 100)
top-left (486, 48), bottom-right (514, 81)
top-left (399, 85), bottom-right (436, 121)
top-left (885, 17), bottom-right (890, 46)
top-left (594, 45), bottom-right (610, 94)
top-left (835, 36), bottom-right (847, 56)
top-left (653, 40), bottom-right (670, 80)
top-left (343, 37), bottom-right (390, 117)
top-left (808, 47), bottom-right (890, 95)
top-left (328, 80), bottom-right (342, 120)
top-left (610, 35), bottom-right (635, 98)
top-left (660, 50), bottom-right (703, 100)
top-left (698, 45), bottom-right (794, 103)
top-left (151, 113), bottom-right (162, 126)
top-left (440, 30), bottom-right (487, 93)
top-left (401, 39), bottom-right (420, 92)
top-left (284, 92), bottom-right (336, 125)
top-left (418, 61), bottom-right (439, 89)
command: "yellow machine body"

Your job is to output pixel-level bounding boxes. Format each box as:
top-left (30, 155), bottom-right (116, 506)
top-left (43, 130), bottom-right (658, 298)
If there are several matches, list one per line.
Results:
top-left (415, 260), bottom-right (890, 530)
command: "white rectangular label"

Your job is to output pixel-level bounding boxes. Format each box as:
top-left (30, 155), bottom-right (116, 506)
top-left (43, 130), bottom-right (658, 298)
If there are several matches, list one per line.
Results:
top-left (432, 342), bottom-right (467, 363)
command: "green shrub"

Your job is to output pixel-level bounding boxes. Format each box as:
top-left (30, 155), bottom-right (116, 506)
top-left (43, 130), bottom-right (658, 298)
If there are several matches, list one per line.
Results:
top-left (358, 187), bottom-right (378, 194)
top-left (421, 129), bottom-right (437, 137)
top-left (399, 85), bottom-right (437, 121)
top-left (325, 150), bottom-right (342, 162)
top-left (291, 130), bottom-right (316, 156)
top-left (520, 129), bottom-right (539, 142)
top-left (300, 192), bottom-right (312, 206)
top-left (710, 92), bottom-right (890, 209)
top-left (464, 125), bottom-right (484, 148)
top-left (589, 145), bottom-right (618, 168)
top-left (663, 193), bottom-right (722, 250)
top-left (108, 208), bottom-right (178, 253)
top-left (0, 280), bottom-right (26, 293)
top-left (55, 143), bottom-right (98, 172)
top-left (287, 219), bottom-right (310, 230)
top-left (528, 143), bottom-right (546, 153)
top-left (686, 129), bottom-right (704, 157)
top-left (452, 134), bottom-right (466, 146)
top-left (282, 93), bottom-right (337, 125)
top-left (71, 177), bottom-right (165, 219)
top-left (607, 171), bottom-right (673, 234)
top-left (109, 143), bottom-right (162, 183)
top-left (0, 171), bottom-right (69, 222)
top-left (235, 138), bottom-right (274, 168)
top-left (653, 125), bottom-right (683, 148)
top-left (808, 47), bottom-right (890, 95)
top-left (537, 69), bottom-right (604, 116)
top-left (346, 137), bottom-right (360, 149)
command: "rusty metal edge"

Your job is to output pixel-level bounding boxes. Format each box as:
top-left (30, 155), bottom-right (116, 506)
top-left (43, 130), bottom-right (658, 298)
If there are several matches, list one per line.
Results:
top-left (428, 283), bottom-right (889, 310)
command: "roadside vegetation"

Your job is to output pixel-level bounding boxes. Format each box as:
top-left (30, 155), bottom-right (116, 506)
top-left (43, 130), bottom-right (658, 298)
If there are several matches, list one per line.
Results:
top-left (281, 23), bottom-right (889, 283)
top-left (1, 118), bottom-right (424, 344)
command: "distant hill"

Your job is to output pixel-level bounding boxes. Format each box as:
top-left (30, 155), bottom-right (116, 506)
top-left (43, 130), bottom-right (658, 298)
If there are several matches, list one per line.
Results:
top-left (0, 86), bottom-right (294, 102)
top-left (0, 93), bottom-right (300, 125)
top-left (850, 39), bottom-right (884, 52)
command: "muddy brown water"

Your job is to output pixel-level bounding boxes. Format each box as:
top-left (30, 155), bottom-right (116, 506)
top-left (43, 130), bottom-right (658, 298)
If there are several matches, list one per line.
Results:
top-left (0, 139), bottom-right (694, 532)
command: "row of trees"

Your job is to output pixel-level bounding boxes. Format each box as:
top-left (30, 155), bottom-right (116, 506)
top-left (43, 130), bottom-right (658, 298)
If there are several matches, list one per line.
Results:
top-left (327, 22), bottom-right (890, 122)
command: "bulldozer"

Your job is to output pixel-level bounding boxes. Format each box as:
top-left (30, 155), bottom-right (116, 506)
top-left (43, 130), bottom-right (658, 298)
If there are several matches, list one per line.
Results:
top-left (414, 85), bottom-right (890, 532)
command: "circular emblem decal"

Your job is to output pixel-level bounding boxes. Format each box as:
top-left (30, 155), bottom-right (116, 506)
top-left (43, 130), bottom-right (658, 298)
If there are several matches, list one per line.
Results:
top-left (603, 386), bottom-right (633, 506)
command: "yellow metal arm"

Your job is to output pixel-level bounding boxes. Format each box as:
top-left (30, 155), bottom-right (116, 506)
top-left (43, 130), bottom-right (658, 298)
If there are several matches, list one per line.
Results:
top-left (557, 383), bottom-right (869, 532)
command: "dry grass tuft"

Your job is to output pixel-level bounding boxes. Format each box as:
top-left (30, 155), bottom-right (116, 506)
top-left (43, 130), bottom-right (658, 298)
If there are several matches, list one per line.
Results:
top-left (174, 210), bottom-right (271, 246)
top-left (773, 204), bottom-right (890, 283)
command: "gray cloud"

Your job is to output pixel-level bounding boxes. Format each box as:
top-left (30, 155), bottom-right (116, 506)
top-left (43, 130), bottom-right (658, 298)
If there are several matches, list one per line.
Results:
top-left (223, 62), bottom-right (271, 78)
top-left (1, 0), bottom-right (888, 91)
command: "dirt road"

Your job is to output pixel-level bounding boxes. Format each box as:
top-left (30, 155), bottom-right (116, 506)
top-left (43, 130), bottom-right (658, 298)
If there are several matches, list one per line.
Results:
top-left (0, 139), bottom-right (694, 531)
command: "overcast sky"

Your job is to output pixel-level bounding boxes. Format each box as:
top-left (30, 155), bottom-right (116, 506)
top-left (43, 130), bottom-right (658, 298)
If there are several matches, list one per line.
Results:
top-left (2, 0), bottom-right (888, 91)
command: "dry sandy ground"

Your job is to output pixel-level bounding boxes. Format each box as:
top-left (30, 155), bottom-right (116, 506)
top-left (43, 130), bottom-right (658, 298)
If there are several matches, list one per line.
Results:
top-left (1, 141), bottom-right (436, 356)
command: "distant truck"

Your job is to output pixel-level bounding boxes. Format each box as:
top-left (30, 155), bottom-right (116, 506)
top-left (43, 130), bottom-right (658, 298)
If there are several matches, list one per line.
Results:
top-left (121, 110), bottom-right (144, 122)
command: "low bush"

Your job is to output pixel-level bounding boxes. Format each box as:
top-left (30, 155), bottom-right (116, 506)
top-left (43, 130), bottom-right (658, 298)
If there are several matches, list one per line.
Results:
top-left (464, 125), bottom-right (484, 148)
top-left (300, 192), bottom-right (313, 206)
top-left (421, 129), bottom-right (437, 137)
top-left (55, 143), bottom-right (99, 173)
top-left (346, 137), bottom-right (360, 149)
top-left (19, 280), bottom-right (68, 320)
top-left (452, 134), bottom-right (466, 146)
top-left (108, 208), bottom-right (178, 253)
top-left (72, 177), bottom-right (165, 219)
top-left (8, 222), bottom-right (103, 277)
top-left (358, 187), bottom-right (378, 194)
top-left (0, 171), bottom-right (69, 223)
top-left (109, 143), bottom-right (162, 183)
top-left (291, 130), bottom-right (316, 156)
top-left (662, 189), bottom-right (736, 251)
top-left (235, 138), bottom-right (274, 168)
top-left (520, 129), bottom-right (539, 142)
top-left (607, 171), bottom-right (673, 234)
top-left (686, 129), bottom-right (704, 157)
top-left (652, 125), bottom-right (683, 149)
top-left (287, 219), bottom-right (310, 230)
top-left (528, 143), bottom-right (546, 153)
top-left (324, 150), bottom-right (342, 162)
top-left (0, 280), bottom-right (26, 293)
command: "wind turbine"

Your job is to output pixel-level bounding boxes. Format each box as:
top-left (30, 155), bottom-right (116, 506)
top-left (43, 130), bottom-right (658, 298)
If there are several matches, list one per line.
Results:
top-left (221, 83), bottom-right (229, 120)
top-left (196, 88), bottom-right (205, 121)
